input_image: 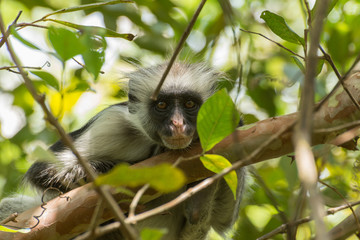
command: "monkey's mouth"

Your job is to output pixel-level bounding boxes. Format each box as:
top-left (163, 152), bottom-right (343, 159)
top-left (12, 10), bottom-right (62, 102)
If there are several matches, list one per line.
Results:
top-left (162, 135), bottom-right (193, 149)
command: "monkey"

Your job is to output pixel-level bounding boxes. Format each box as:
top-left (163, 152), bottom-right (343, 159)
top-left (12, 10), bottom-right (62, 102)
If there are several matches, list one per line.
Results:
top-left (0, 62), bottom-right (245, 240)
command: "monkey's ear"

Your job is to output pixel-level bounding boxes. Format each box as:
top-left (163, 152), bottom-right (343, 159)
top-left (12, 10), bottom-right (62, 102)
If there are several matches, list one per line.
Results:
top-left (128, 103), bottom-right (137, 114)
top-left (128, 106), bottom-right (137, 114)
top-left (128, 93), bottom-right (140, 114)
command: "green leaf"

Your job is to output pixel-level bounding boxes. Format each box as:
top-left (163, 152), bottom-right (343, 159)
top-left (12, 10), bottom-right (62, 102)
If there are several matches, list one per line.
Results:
top-left (197, 88), bottom-right (240, 152)
top-left (10, 26), bottom-right (41, 50)
top-left (80, 34), bottom-right (106, 80)
top-left (46, 19), bottom-right (135, 40)
top-left (82, 49), bottom-right (104, 80)
top-left (291, 56), bottom-right (323, 75)
top-left (242, 114), bottom-right (259, 125)
top-left (44, 0), bottom-right (133, 18)
top-left (291, 56), bottom-right (305, 73)
top-left (200, 154), bottom-right (238, 199)
top-left (311, 0), bottom-right (338, 20)
top-left (260, 11), bottom-right (305, 46)
top-left (316, 59), bottom-right (325, 76)
top-left (48, 26), bottom-right (86, 62)
top-left (140, 228), bottom-right (167, 240)
top-left (30, 71), bottom-right (59, 91)
top-left (0, 225), bottom-right (30, 233)
top-left (95, 163), bottom-right (186, 193)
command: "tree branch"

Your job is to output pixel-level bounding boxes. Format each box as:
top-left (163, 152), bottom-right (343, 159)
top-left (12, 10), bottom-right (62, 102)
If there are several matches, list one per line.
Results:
top-left (151, 0), bottom-right (207, 100)
top-left (239, 28), bottom-right (305, 60)
top-left (293, 1), bottom-right (330, 239)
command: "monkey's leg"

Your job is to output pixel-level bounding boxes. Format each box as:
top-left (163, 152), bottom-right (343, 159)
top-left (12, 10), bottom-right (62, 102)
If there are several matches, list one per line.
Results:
top-left (179, 181), bottom-right (218, 240)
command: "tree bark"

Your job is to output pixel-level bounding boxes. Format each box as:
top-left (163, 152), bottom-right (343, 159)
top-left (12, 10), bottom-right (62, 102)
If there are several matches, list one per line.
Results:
top-left (1, 72), bottom-right (360, 240)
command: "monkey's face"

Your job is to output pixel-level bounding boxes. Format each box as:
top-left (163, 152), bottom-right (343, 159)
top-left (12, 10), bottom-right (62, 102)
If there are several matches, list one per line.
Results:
top-left (145, 91), bottom-right (203, 149)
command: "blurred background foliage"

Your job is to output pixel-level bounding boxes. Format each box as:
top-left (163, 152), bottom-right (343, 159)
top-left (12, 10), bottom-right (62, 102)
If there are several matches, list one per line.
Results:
top-left (1, 0), bottom-right (360, 239)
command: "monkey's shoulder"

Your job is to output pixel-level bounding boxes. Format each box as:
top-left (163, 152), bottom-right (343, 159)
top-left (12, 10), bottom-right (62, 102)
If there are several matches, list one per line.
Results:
top-left (52, 103), bottom-right (158, 164)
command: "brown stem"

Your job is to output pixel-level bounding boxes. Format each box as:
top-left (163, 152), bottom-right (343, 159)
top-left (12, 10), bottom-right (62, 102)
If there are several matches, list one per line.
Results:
top-left (294, 1), bottom-right (330, 239)
top-left (240, 28), bottom-right (305, 60)
top-left (151, 0), bottom-right (207, 100)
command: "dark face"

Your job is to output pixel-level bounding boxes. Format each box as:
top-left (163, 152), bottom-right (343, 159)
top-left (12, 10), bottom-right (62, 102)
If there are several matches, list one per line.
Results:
top-left (145, 91), bottom-right (203, 149)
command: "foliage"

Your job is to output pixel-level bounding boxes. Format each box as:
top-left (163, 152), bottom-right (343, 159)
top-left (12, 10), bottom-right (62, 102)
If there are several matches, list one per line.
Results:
top-left (200, 154), bottom-right (238, 199)
top-left (0, 0), bottom-right (360, 239)
top-left (140, 228), bottom-right (167, 240)
top-left (260, 10), bottom-right (305, 46)
top-left (95, 163), bottom-right (185, 193)
top-left (197, 88), bottom-right (240, 152)
top-left (197, 88), bottom-right (240, 199)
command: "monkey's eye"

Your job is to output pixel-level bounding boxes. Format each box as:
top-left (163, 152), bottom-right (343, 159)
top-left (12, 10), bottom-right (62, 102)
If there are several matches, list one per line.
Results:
top-left (184, 100), bottom-right (196, 109)
top-left (156, 101), bottom-right (167, 110)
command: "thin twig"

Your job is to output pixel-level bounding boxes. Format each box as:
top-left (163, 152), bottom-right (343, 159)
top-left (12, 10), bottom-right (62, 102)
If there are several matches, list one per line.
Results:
top-left (0, 65), bottom-right (42, 71)
top-left (315, 37), bottom-right (360, 111)
top-left (173, 154), bottom-right (202, 167)
top-left (303, 0), bottom-right (311, 59)
top-left (319, 45), bottom-right (341, 79)
top-left (240, 29), bottom-right (305, 60)
top-left (257, 200), bottom-right (360, 240)
top-left (128, 153), bottom-right (201, 222)
top-left (73, 222), bottom-right (122, 240)
top-left (72, 57), bottom-right (105, 74)
top-left (127, 154), bottom-right (201, 222)
top-left (257, 217), bottom-right (311, 240)
top-left (151, 0), bottom-right (207, 100)
top-left (88, 198), bottom-right (104, 240)
top-left (319, 45), bottom-right (360, 110)
top-left (319, 180), bottom-right (360, 231)
top-left (304, 0), bottom-right (312, 27)
top-left (128, 184), bottom-right (149, 221)
top-left (14, 23), bottom-right (48, 29)
top-left (293, 1), bottom-right (330, 240)
top-left (304, 0), bottom-right (312, 59)
top-left (230, 27), bottom-right (243, 104)
top-left (0, 13), bottom-right (138, 240)
top-left (0, 11), bottom-right (22, 48)
top-left (0, 213), bottom-right (18, 225)
top-left (328, 200), bottom-right (360, 214)
top-left (315, 120), bottom-right (360, 134)
top-left (218, 0), bottom-right (243, 103)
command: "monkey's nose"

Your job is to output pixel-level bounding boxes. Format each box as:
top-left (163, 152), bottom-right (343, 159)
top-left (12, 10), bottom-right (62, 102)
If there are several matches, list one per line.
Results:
top-left (172, 118), bottom-right (183, 127)
top-left (171, 111), bottom-right (185, 133)
top-left (170, 122), bottom-right (186, 135)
